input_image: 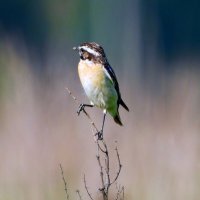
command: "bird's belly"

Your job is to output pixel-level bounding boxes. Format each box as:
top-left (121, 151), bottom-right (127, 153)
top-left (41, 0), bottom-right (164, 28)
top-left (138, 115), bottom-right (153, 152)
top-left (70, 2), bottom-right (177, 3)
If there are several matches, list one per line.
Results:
top-left (82, 76), bottom-right (117, 109)
top-left (78, 62), bottom-right (118, 113)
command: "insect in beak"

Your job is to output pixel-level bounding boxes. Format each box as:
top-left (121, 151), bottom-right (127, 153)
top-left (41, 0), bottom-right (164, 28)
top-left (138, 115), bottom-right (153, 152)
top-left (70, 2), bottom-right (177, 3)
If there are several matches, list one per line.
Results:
top-left (73, 46), bottom-right (78, 51)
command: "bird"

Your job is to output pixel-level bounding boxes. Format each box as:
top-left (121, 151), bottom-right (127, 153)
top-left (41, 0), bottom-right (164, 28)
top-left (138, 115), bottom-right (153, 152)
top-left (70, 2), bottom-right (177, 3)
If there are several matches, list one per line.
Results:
top-left (73, 42), bottom-right (129, 138)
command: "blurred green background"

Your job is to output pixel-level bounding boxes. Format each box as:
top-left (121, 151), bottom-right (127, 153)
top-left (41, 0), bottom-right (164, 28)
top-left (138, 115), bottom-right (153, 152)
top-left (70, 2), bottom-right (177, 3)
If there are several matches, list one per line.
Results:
top-left (0, 0), bottom-right (200, 200)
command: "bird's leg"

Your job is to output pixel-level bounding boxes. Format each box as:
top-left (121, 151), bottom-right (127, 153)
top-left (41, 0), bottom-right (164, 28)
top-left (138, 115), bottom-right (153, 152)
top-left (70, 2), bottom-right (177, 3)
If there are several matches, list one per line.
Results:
top-left (97, 110), bottom-right (107, 140)
top-left (77, 104), bottom-right (94, 115)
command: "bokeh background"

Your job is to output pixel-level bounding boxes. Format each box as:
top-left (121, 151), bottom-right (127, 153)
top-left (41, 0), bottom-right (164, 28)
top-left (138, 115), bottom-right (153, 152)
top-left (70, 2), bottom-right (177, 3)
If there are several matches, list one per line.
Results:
top-left (0, 0), bottom-right (200, 199)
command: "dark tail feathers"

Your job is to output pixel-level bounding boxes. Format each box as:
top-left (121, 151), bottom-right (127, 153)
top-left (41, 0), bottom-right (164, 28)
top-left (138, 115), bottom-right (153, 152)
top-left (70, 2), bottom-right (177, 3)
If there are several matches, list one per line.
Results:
top-left (120, 99), bottom-right (129, 112)
top-left (114, 114), bottom-right (123, 126)
top-left (114, 99), bottom-right (129, 126)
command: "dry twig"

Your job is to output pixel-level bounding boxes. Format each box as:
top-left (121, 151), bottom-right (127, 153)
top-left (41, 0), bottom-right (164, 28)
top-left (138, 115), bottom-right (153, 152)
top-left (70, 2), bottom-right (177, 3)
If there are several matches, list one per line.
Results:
top-left (76, 190), bottom-right (83, 200)
top-left (66, 87), bottom-right (99, 135)
top-left (121, 186), bottom-right (125, 200)
top-left (60, 163), bottom-right (70, 200)
top-left (111, 146), bottom-right (122, 185)
top-left (66, 87), bottom-right (124, 200)
top-left (84, 174), bottom-right (94, 200)
top-left (115, 184), bottom-right (124, 200)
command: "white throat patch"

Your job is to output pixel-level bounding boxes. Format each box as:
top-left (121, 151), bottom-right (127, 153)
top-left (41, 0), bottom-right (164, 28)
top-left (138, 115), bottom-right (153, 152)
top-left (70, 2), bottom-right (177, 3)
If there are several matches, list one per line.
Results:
top-left (80, 59), bottom-right (94, 67)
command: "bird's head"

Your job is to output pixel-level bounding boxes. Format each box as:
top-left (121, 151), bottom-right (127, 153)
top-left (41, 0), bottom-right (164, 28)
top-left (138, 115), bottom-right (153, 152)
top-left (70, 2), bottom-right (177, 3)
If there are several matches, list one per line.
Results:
top-left (73, 42), bottom-right (107, 64)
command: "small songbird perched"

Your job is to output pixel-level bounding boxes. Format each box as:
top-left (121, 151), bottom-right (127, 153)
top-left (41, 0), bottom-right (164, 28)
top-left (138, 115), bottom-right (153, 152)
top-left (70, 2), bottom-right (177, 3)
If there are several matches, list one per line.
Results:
top-left (73, 42), bottom-right (129, 138)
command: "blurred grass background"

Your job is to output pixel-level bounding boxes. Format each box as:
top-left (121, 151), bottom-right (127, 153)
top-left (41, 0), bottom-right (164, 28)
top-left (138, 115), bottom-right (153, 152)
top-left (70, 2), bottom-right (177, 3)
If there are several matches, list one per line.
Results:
top-left (0, 0), bottom-right (200, 199)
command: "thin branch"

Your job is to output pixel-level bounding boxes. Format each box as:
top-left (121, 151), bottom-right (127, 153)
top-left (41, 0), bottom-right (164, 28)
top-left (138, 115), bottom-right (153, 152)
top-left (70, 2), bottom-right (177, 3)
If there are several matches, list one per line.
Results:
top-left (115, 184), bottom-right (125, 200)
top-left (115, 184), bottom-right (121, 200)
top-left (97, 140), bottom-right (107, 154)
top-left (121, 186), bottom-right (125, 200)
top-left (66, 87), bottom-right (99, 135)
top-left (83, 174), bottom-right (94, 200)
top-left (96, 148), bottom-right (105, 193)
top-left (110, 146), bottom-right (122, 185)
top-left (66, 87), bottom-right (124, 199)
top-left (59, 164), bottom-right (70, 200)
top-left (66, 87), bottom-right (78, 103)
top-left (76, 190), bottom-right (83, 200)
top-left (104, 145), bottom-right (111, 192)
top-left (96, 138), bottom-right (110, 200)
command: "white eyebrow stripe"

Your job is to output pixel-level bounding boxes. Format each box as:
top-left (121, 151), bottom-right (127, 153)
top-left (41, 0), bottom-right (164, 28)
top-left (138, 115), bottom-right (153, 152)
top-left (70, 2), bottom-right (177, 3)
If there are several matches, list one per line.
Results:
top-left (81, 46), bottom-right (100, 56)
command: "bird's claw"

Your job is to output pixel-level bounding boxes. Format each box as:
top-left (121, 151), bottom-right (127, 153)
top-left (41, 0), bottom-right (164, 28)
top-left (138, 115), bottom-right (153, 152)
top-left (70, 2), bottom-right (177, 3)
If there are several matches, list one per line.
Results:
top-left (77, 104), bottom-right (84, 115)
top-left (96, 130), bottom-right (103, 140)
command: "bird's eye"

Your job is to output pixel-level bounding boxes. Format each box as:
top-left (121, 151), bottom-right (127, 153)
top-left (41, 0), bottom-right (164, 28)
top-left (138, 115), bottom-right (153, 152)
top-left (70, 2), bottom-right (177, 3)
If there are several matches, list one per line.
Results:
top-left (83, 52), bottom-right (89, 58)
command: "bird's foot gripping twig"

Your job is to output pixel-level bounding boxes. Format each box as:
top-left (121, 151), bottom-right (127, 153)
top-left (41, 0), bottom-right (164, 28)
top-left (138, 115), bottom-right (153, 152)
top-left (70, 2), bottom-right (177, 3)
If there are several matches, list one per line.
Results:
top-left (77, 104), bottom-right (93, 115)
top-left (95, 130), bottom-right (103, 140)
top-left (95, 111), bottom-right (106, 140)
top-left (77, 104), bottom-right (85, 115)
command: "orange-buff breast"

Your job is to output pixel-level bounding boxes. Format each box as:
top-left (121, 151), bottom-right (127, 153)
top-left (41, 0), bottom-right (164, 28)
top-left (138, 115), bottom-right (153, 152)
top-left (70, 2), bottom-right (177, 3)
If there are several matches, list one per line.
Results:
top-left (78, 61), bottom-right (105, 87)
